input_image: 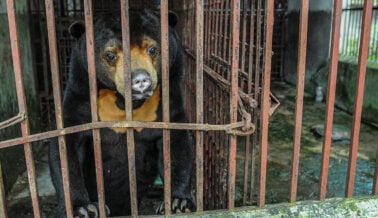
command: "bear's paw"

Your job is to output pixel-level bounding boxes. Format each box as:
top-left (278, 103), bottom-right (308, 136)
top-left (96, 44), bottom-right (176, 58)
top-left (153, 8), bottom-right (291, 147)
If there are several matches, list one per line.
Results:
top-left (74, 203), bottom-right (110, 218)
top-left (156, 198), bottom-right (196, 214)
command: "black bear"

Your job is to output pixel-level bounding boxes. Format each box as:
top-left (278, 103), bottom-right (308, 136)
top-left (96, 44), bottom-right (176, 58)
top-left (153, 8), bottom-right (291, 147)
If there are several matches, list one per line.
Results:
top-left (49, 10), bottom-right (195, 217)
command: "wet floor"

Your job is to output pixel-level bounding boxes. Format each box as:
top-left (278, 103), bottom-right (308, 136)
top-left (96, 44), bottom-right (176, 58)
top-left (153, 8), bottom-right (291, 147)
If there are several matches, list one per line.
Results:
top-left (7, 82), bottom-right (378, 216)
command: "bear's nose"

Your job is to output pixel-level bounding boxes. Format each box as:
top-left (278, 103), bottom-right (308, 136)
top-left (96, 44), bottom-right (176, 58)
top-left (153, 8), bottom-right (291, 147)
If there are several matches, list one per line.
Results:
top-left (131, 69), bottom-right (152, 93)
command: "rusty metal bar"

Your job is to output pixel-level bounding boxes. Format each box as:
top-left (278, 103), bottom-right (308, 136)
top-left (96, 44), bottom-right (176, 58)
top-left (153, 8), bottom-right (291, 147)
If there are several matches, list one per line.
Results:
top-left (6, 0), bottom-right (41, 217)
top-left (196, 0), bottom-right (204, 212)
top-left (290, 0), bottom-right (309, 203)
top-left (227, 0), bottom-right (240, 210)
top-left (319, 0), bottom-right (343, 201)
top-left (160, 0), bottom-right (172, 214)
top-left (0, 163), bottom-right (7, 217)
top-left (240, 0), bottom-right (248, 91)
top-left (0, 121), bottom-right (255, 150)
top-left (252, 0), bottom-right (263, 205)
top-left (44, 0), bottom-right (73, 216)
top-left (221, 0), bottom-right (230, 75)
top-left (120, 0), bottom-right (138, 216)
top-left (83, 1), bottom-right (107, 217)
top-left (213, 0), bottom-right (221, 68)
top-left (346, 0), bottom-right (373, 198)
top-left (374, 147), bottom-right (378, 195)
top-left (248, 0), bottom-right (257, 205)
top-left (207, 0), bottom-right (214, 67)
top-left (258, 0), bottom-right (274, 207)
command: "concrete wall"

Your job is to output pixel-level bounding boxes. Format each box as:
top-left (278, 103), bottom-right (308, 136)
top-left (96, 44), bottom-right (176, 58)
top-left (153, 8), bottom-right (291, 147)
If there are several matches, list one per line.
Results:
top-left (0, 1), bottom-right (40, 193)
top-left (284, 0), bottom-right (333, 85)
top-left (312, 57), bottom-right (378, 126)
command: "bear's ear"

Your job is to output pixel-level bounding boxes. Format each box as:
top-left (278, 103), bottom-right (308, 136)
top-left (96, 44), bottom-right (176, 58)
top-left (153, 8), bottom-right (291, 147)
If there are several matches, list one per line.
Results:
top-left (68, 21), bottom-right (85, 39)
top-left (167, 11), bottom-right (178, 27)
top-left (149, 10), bottom-right (179, 28)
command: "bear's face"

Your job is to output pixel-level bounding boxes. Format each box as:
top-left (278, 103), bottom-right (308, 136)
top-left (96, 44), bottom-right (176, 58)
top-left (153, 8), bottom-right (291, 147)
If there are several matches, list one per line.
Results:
top-left (69, 10), bottom-right (178, 101)
top-left (99, 35), bottom-right (160, 100)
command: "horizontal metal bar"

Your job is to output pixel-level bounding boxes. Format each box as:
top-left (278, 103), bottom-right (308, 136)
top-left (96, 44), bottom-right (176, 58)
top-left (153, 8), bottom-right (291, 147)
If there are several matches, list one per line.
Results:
top-left (0, 121), bottom-right (255, 149)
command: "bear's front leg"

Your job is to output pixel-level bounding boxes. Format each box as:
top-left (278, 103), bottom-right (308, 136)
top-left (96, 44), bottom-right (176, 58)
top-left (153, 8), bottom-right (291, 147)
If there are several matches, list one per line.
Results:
top-left (156, 129), bottom-right (196, 214)
top-left (49, 132), bottom-right (110, 218)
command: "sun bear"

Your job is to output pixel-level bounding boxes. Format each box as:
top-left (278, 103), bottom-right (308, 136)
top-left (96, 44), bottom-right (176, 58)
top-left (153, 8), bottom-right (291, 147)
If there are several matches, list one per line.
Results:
top-left (49, 10), bottom-right (195, 217)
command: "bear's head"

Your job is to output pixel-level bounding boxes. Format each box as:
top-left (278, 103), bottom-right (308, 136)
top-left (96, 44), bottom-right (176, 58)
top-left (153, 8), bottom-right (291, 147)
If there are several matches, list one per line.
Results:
top-left (69, 9), bottom-right (180, 101)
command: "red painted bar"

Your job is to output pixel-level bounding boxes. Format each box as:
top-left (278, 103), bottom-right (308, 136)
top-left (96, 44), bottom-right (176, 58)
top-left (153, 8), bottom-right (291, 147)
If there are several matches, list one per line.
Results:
top-left (249, 0), bottom-right (257, 204)
top-left (196, 0), bottom-right (205, 212)
top-left (213, 0), bottom-right (221, 68)
top-left (0, 163), bottom-right (6, 217)
top-left (228, 0), bottom-right (240, 210)
top-left (259, 0), bottom-right (274, 207)
top-left (319, 0), bottom-right (343, 200)
top-left (120, 0), bottom-right (139, 216)
top-left (290, 0), bottom-right (309, 203)
top-left (346, 0), bottom-right (373, 198)
top-left (160, 0), bottom-right (172, 214)
top-left (83, 1), bottom-right (107, 217)
top-left (44, 0), bottom-right (73, 216)
top-left (6, 0), bottom-right (41, 217)
top-left (242, 0), bottom-right (252, 202)
top-left (222, 0), bottom-right (230, 66)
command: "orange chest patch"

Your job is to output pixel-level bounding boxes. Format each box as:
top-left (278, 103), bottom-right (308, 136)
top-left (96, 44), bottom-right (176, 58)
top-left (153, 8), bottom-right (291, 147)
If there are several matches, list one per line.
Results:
top-left (98, 86), bottom-right (160, 133)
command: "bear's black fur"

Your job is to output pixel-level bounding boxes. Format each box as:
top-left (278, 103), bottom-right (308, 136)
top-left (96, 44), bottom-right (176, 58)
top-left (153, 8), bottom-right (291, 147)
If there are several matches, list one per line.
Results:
top-left (49, 10), bottom-right (195, 217)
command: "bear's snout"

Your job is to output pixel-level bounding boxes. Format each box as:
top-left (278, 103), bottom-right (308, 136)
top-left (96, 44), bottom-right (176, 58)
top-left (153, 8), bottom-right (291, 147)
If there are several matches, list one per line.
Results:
top-left (131, 69), bottom-right (153, 100)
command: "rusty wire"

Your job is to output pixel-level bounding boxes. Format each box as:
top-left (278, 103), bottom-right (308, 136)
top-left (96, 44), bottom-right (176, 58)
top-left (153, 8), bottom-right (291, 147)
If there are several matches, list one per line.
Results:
top-left (0, 113), bottom-right (25, 130)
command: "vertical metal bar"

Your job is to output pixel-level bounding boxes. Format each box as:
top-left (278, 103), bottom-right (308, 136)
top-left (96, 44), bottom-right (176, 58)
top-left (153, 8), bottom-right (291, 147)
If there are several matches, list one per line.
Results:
top-left (0, 163), bottom-right (7, 217)
top-left (242, 0), bottom-right (250, 205)
top-left (196, 0), bottom-right (204, 212)
top-left (319, 0), bottom-right (343, 201)
top-left (208, 0), bottom-right (214, 66)
top-left (290, 0), bottom-right (309, 203)
top-left (228, 0), bottom-right (240, 210)
top-left (346, 0), bottom-right (373, 198)
top-left (240, 0), bottom-right (248, 75)
top-left (258, 0), bottom-right (274, 207)
top-left (346, 0), bottom-right (352, 55)
top-left (160, 0), bottom-right (171, 214)
top-left (213, 0), bottom-right (221, 68)
top-left (44, 0), bottom-right (73, 216)
top-left (222, 0), bottom-right (230, 66)
top-left (249, 0), bottom-right (257, 204)
top-left (83, 1), bottom-right (107, 217)
top-left (120, 0), bottom-right (138, 216)
top-left (374, 147), bottom-right (378, 195)
top-left (205, 0), bottom-right (211, 65)
top-left (6, 0), bottom-right (41, 217)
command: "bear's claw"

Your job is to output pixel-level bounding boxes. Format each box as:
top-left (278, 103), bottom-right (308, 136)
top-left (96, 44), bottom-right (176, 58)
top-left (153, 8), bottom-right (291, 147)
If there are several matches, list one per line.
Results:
top-left (156, 198), bottom-right (195, 214)
top-left (74, 203), bottom-right (110, 218)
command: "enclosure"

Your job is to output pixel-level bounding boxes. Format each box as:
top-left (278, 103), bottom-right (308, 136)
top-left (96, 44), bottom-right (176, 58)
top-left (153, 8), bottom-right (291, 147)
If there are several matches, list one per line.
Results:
top-left (0, 0), bottom-right (378, 217)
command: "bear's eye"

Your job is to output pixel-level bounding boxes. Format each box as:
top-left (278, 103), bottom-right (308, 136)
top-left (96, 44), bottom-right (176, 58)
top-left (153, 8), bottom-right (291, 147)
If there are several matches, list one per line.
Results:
top-left (147, 46), bottom-right (158, 56)
top-left (105, 51), bottom-right (117, 62)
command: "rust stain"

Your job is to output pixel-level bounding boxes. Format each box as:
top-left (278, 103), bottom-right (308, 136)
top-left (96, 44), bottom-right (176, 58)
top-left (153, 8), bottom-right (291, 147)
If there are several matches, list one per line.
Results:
top-left (98, 85), bottom-right (161, 132)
